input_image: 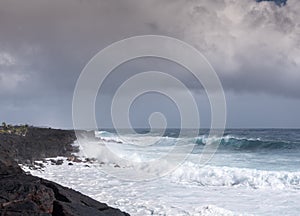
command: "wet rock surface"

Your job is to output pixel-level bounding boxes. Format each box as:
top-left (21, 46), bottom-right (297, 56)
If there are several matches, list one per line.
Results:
top-left (0, 127), bottom-right (129, 216)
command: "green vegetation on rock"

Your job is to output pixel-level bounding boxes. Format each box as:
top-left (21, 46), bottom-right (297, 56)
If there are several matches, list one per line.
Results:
top-left (0, 122), bottom-right (28, 136)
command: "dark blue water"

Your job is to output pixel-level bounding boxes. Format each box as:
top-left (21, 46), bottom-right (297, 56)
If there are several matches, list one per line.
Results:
top-left (193, 129), bottom-right (300, 171)
top-left (197, 129), bottom-right (300, 152)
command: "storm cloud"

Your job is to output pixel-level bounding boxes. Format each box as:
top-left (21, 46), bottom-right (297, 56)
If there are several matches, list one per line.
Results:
top-left (0, 0), bottom-right (299, 128)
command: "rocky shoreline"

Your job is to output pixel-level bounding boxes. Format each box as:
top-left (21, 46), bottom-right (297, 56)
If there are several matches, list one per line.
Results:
top-left (0, 127), bottom-right (129, 216)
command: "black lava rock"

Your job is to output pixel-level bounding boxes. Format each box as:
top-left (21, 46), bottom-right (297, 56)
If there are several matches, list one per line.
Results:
top-left (0, 174), bottom-right (129, 216)
top-left (0, 127), bottom-right (130, 216)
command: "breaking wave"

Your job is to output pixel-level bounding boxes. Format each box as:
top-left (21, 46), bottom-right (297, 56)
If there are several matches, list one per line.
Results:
top-left (95, 130), bottom-right (299, 151)
top-left (195, 135), bottom-right (299, 151)
top-left (170, 162), bottom-right (300, 189)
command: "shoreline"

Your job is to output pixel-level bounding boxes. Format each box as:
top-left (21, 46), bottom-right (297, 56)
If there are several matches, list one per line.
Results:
top-left (0, 126), bottom-right (129, 216)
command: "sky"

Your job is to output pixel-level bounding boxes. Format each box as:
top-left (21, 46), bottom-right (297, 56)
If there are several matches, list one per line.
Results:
top-left (0, 0), bottom-right (299, 129)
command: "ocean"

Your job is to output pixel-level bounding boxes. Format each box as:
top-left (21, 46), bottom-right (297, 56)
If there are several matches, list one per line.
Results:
top-left (25, 129), bottom-right (300, 215)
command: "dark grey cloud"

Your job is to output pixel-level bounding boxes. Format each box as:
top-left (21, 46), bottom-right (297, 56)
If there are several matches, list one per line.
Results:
top-left (160, 0), bottom-right (300, 97)
top-left (1, 0), bottom-right (299, 96)
top-left (0, 0), bottom-right (299, 128)
top-left (256, 0), bottom-right (287, 6)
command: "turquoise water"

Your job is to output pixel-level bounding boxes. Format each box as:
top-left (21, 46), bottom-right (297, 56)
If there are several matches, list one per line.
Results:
top-left (99, 128), bottom-right (300, 172)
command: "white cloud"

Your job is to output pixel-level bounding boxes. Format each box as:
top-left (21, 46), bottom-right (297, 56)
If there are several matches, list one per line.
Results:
top-left (136, 0), bottom-right (300, 96)
top-left (0, 52), bottom-right (28, 92)
top-left (0, 52), bottom-right (16, 66)
top-left (0, 72), bottom-right (27, 92)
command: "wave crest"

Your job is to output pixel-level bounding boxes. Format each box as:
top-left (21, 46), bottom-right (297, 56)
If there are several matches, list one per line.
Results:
top-left (170, 162), bottom-right (300, 189)
top-left (195, 135), bottom-right (298, 151)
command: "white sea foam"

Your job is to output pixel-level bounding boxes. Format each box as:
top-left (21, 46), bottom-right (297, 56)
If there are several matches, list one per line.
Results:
top-left (22, 157), bottom-right (300, 216)
top-left (21, 159), bottom-right (247, 216)
top-left (34, 130), bottom-right (300, 215)
top-left (76, 132), bottom-right (300, 189)
top-left (95, 130), bottom-right (125, 143)
top-left (169, 162), bottom-right (300, 189)
top-left (194, 135), bottom-right (262, 147)
top-left (95, 130), bottom-right (176, 147)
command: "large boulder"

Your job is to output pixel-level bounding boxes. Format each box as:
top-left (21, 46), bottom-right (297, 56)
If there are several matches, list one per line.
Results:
top-left (0, 174), bottom-right (129, 216)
